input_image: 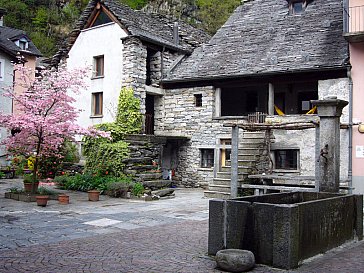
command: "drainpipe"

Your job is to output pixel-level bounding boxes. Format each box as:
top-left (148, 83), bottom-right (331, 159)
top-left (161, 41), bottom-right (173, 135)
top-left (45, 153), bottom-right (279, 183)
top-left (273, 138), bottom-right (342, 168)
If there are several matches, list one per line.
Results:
top-left (347, 65), bottom-right (353, 194)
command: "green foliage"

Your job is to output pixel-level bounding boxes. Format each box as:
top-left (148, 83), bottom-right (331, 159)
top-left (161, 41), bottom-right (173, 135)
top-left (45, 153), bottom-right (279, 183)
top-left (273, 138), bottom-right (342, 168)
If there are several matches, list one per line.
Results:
top-left (115, 87), bottom-right (143, 135)
top-left (0, 171), bottom-right (5, 179)
top-left (23, 174), bottom-right (39, 183)
top-left (0, 0), bottom-right (30, 30)
top-left (32, 7), bottom-right (48, 30)
top-left (132, 182), bottom-right (144, 197)
top-left (37, 186), bottom-right (57, 196)
top-left (83, 137), bottom-right (129, 177)
top-left (119, 0), bottom-right (148, 9)
top-left (9, 187), bottom-right (20, 193)
top-left (58, 173), bottom-right (134, 195)
top-left (196, 0), bottom-right (241, 35)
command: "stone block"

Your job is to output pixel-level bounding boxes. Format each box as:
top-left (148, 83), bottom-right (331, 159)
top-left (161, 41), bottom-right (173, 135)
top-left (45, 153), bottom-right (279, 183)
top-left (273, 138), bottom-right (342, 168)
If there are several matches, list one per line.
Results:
top-left (208, 200), bottom-right (225, 255)
top-left (216, 249), bottom-right (255, 273)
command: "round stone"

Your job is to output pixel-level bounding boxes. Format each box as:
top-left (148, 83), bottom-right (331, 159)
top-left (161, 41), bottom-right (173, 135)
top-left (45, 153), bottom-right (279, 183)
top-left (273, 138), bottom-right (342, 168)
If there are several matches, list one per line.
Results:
top-left (216, 249), bottom-right (255, 272)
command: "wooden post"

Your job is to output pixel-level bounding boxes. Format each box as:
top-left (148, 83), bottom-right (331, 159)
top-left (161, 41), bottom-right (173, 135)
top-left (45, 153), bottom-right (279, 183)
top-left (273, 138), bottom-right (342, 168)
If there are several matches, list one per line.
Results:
top-left (231, 125), bottom-right (239, 198)
top-left (268, 83), bottom-right (274, 115)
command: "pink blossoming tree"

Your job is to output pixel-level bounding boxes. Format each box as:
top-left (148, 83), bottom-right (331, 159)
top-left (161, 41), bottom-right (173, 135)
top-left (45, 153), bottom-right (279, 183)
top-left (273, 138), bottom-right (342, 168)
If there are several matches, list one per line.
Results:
top-left (0, 64), bottom-right (108, 192)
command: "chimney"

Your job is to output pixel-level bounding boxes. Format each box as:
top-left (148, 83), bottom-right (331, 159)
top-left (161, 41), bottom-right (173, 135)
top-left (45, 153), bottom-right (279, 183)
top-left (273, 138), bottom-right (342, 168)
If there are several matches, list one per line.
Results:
top-left (173, 22), bottom-right (179, 45)
top-left (0, 8), bottom-right (7, 27)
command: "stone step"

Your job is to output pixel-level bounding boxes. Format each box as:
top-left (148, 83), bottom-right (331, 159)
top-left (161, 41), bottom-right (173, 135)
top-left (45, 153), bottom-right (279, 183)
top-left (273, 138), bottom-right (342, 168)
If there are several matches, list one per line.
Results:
top-left (135, 172), bottom-right (163, 181)
top-left (212, 178), bottom-right (246, 186)
top-left (123, 157), bottom-right (153, 164)
top-left (225, 160), bottom-right (256, 168)
top-left (208, 184), bottom-right (231, 193)
top-left (221, 166), bottom-right (252, 173)
top-left (124, 134), bottom-right (166, 144)
top-left (240, 138), bottom-right (266, 144)
top-left (238, 147), bottom-right (263, 155)
top-left (142, 180), bottom-right (171, 190)
top-left (204, 190), bottom-right (231, 199)
top-left (215, 171), bottom-right (249, 180)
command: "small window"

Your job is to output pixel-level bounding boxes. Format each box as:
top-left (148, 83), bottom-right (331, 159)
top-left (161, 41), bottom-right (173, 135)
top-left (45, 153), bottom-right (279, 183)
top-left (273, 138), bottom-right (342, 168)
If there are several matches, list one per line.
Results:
top-left (93, 55), bottom-right (104, 78)
top-left (194, 94), bottom-right (202, 107)
top-left (201, 149), bottom-right (214, 168)
top-left (0, 59), bottom-right (4, 81)
top-left (91, 10), bottom-right (112, 28)
top-left (92, 92), bottom-right (103, 116)
top-left (290, 0), bottom-right (306, 15)
top-left (274, 149), bottom-right (299, 170)
top-left (19, 40), bottom-right (27, 50)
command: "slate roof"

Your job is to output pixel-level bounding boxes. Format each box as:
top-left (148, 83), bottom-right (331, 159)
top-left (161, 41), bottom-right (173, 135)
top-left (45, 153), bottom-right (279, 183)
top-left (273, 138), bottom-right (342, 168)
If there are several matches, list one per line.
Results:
top-left (0, 26), bottom-right (42, 59)
top-left (164, 0), bottom-right (349, 83)
top-left (52, 0), bottom-right (210, 66)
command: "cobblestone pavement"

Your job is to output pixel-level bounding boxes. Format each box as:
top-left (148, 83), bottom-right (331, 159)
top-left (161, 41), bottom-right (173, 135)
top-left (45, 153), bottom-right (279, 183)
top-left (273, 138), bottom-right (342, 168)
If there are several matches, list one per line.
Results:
top-left (0, 179), bottom-right (364, 272)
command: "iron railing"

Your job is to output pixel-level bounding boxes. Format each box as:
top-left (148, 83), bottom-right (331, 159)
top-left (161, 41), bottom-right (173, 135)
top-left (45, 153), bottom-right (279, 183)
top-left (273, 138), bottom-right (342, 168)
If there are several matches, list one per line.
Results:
top-left (247, 112), bottom-right (267, 123)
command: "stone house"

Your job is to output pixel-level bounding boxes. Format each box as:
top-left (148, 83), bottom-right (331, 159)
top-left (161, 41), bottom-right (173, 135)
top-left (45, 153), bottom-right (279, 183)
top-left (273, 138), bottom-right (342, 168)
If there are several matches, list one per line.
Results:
top-left (0, 9), bottom-right (42, 166)
top-left (160, 0), bottom-right (352, 196)
top-left (59, 0), bottom-right (355, 195)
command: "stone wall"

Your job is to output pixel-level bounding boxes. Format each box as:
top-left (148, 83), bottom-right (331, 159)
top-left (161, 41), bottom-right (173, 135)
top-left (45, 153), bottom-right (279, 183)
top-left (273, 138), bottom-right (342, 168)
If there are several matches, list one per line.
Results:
top-left (155, 86), bottom-right (243, 187)
top-left (267, 78), bottom-right (349, 179)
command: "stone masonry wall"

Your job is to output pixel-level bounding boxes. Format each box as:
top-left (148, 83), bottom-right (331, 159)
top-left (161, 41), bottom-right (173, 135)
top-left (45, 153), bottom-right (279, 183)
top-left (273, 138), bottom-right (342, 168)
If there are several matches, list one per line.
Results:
top-left (268, 78), bottom-right (349, 179)
top-left (155, 86), bottom-right (242, 187)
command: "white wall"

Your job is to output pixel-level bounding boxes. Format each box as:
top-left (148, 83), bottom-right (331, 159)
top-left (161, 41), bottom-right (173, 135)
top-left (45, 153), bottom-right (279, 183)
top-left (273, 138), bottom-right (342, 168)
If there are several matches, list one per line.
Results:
top-left (0, 53), bottom-right (14, 164)
top-left (67, 22), bottom-right (128, 130)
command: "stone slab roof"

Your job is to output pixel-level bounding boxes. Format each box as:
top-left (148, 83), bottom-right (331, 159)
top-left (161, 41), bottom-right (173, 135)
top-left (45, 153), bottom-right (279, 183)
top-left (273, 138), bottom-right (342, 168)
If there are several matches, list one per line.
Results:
top-left (164, 0), bottom-right (349, 83)
top-left (0, 26), bottom-right (42, 58)
top-left (52, 0), bottom-right (209, 66)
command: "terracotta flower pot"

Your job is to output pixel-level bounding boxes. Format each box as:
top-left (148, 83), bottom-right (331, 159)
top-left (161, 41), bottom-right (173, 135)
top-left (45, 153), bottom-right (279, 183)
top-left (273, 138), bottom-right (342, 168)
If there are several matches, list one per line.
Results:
top-left (24, 181), bottom-right (39, 192)
top-left (58, 194), bottom-right (69, 205)
top-left (36, 195), bottom-right (49, 207)
top-left (88, 190), bottom-right (100, 201)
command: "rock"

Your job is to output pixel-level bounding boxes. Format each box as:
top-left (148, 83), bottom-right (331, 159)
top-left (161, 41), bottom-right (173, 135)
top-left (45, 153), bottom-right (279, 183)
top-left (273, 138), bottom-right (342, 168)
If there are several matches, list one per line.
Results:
top-left (151, 188), bottom-right (174, 197)
top-left (216, 249), bottom-right (255, 272)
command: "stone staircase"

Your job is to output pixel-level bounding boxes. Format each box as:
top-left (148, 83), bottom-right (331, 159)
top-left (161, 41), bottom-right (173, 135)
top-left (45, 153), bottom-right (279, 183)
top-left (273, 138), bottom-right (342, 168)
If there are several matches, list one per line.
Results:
top-left (204, 131), bottom-right (267, 199)
top-left (123, 135), bottom-right (172, 190)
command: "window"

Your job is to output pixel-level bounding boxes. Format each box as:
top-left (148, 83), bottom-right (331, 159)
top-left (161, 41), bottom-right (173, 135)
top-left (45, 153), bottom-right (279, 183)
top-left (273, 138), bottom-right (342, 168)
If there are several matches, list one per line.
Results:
top-left (290, 0), bottom-right (307, 15)
top-left (92, 92), bottom-right (103, 116)
top-left (90, 10), bottom-right (112, 28)
top-left (220, 139), bottom-right (231, 167)
top-left (0, 59), bottom-right (4, 81)
top-left (274, 149), bottom-right (299, 170)
top-left (19, 40), bottom-right (27, 50)
top-left (194, 94), bottom-right (202, 107)
top-left (201, 149), bottom-right (214, 168)
top-left (93, 55), bottom-right (104, 78)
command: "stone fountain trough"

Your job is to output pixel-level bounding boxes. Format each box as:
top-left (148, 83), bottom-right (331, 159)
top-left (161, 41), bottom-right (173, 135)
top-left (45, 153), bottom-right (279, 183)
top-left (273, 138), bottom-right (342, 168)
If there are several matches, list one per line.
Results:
top-left (208, 192), bottom-right (363, 269)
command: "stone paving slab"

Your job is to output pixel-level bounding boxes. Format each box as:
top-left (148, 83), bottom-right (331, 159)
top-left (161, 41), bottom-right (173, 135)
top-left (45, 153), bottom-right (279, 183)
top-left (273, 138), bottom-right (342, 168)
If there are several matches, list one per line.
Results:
top-left (1, 179), bottom-right (364, 272)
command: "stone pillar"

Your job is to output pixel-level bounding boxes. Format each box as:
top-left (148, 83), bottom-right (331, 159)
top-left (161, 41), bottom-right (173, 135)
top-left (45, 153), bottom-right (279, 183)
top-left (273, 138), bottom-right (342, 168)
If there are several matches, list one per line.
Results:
top-left (268, 83), bottom-right (274, 115)
top-left (230, 125), bottom-right (239, 198)
top-left (311, 97), bottom-right (348, 192)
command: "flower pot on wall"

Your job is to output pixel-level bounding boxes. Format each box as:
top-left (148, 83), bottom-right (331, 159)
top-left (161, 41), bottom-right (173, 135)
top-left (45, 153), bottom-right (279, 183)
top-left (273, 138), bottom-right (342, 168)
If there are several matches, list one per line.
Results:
top-left (36, 195), bottom-right (49, 207)
top-left (24, 182), bottom-right (39, 192)
top-left (58, 194), bottom-right (69, 205)
top-left (88, 190), bottom-right (100, 201)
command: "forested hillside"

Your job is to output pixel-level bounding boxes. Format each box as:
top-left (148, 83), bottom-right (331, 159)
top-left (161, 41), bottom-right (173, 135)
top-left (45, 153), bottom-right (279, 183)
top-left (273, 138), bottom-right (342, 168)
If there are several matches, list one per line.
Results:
top-left (0, 0), bottom-right (241, 57)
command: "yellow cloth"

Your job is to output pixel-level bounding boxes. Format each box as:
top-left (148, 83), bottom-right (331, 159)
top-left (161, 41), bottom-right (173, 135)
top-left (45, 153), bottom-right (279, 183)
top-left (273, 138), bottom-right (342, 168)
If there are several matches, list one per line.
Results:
top-left (306, 106), bottom-right (317, 115)
top-left (274, 105), bottom-right (285, 116)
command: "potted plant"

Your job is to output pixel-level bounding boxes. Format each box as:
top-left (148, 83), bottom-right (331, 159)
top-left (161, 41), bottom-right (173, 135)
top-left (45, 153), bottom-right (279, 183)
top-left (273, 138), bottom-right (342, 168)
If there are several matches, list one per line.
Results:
top-left (36, 187), bottom-right (49, 207)
top-left (23, 174), bottom-right (39, 193)
top-left (88, 189), bottom-right (100, 201)
top-left (58, 194), bottom-right (70, 204)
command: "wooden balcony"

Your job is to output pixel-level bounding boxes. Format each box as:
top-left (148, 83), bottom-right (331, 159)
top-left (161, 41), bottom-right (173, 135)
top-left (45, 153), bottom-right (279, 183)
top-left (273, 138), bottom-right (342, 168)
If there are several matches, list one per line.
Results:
top-left (344, 5), bottom-right (364, 42)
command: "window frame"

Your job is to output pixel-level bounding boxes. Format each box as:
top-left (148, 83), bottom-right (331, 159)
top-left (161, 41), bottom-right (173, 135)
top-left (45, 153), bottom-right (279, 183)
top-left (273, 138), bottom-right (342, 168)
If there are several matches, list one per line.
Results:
top-left (273, 149), bottom-right (300, 171)
top-left (91, 92), bottom-right (103, 117)
top-left (200, 148), bottom-right (215, 168)
top-left (0, 59), bottom-right (4, 81)
top-left (93, 55), bottom-right (104, 79)
top-left (194, 94), bottom-right (203, 107)
top-left (289, 0), bottom-right (307, 15)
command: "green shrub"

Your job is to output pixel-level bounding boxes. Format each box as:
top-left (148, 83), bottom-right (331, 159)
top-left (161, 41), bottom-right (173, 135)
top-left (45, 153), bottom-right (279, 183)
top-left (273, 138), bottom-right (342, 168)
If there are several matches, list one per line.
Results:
top-left (58, 174), bottom-right (134, 195)
top-left (132, 182), bottom-right (145, 197)
top-left (23, 174), bottom-right (39, 183)
top-left (0, 171), bottom-right (5, 179)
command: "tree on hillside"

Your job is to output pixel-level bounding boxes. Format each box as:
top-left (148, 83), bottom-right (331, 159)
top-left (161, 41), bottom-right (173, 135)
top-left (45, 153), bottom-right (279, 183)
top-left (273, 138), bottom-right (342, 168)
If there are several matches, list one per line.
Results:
top-left (0, 64), bottom-right (108, 192)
